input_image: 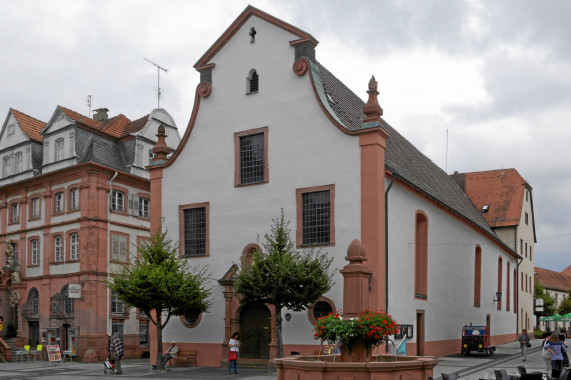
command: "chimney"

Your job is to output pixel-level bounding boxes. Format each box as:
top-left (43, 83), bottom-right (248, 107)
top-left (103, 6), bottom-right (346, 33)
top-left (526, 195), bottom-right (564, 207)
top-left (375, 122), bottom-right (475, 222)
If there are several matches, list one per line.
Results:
top-left (93, 108), bottom-right (109, 122)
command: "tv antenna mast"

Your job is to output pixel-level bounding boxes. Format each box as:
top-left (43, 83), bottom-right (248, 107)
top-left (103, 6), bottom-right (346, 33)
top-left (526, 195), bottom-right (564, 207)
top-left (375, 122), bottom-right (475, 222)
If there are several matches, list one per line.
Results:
top-left (87, 95), bottom-right (92, 117)
top-left (144, 57), bottom-right (168, 108)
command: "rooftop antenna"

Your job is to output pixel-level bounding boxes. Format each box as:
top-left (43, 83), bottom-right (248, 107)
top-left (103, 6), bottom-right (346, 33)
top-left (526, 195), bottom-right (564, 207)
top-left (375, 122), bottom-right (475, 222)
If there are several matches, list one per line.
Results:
top-left (445, 128), bottom-right (449, 174)
top-left (87, 95), bottom-right (92, 118)
top-left (144, 57), bottom-right (168, 108)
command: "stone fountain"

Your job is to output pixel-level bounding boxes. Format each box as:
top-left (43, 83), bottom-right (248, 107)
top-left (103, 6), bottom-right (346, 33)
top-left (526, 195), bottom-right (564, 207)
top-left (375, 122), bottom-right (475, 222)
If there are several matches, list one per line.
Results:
top-left (274, 239), bottom-right (438, 380)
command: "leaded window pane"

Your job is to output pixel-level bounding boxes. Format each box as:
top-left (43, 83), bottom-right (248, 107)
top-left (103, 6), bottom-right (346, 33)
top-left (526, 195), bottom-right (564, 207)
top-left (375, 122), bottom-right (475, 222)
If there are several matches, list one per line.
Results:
top-left (240, 133), bottom-right (264, 184)
top-left (312, 301), bottom-right (333, 320)
top-left (183, 207), bottom-right (206, 256)
top-left (302, 190), bottom-right (330, 245)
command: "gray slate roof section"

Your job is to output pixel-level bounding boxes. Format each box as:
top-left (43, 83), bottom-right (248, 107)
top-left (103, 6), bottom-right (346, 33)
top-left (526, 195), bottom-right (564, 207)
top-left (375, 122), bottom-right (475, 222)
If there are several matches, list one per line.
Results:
top-left (314, 61), bottom-right (497, 238)
top-left (75, 128), bottom-right (128, 172)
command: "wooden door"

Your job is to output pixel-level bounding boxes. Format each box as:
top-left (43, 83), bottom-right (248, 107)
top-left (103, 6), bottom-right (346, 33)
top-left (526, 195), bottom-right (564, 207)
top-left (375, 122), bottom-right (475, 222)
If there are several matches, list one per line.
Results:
top-left (240, 305), bottom-right (271, 359)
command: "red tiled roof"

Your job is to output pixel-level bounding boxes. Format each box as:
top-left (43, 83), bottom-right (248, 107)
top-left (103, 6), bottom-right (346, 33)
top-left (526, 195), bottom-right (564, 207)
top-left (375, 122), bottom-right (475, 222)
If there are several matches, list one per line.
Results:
top-left (535, 266), bottom-right (571, 292)
top-left (462, 169), bottom-right (528, 227)
top-left (124, 114), bottom-right (149, 136)
top-left (100, 114), bottom-right (132, 138)
top-left (58, 106), bottom-right (102, 129)
top-left (10, 108), bottom-right (45, 142)
top-left (562, 265), bottom-right (571, 278)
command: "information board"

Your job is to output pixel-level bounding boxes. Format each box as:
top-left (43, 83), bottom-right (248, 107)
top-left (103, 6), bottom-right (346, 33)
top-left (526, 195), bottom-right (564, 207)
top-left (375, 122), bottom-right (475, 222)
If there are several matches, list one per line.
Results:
top-left (47, 345), bottom-right (62, 362)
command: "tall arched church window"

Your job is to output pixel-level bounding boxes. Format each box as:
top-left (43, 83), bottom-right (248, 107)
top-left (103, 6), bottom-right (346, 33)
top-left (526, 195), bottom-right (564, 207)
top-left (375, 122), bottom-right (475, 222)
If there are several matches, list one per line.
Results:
top-left (414, 211), bottom-right (428, 300)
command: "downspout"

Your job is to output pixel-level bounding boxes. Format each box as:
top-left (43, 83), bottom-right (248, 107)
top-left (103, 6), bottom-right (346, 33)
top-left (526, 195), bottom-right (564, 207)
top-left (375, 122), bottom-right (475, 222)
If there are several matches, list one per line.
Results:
top-left (384, 173), bottom-right (398, 314)
top-left (107, 171), bottom-right (118, 335)
top-left (384, 173), bottom-right (398, 353)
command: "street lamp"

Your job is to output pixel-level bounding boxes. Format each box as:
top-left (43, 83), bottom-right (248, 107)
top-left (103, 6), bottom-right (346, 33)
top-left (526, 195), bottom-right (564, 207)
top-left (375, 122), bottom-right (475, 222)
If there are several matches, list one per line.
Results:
top-left (493, 292), bottom-right (502, 303)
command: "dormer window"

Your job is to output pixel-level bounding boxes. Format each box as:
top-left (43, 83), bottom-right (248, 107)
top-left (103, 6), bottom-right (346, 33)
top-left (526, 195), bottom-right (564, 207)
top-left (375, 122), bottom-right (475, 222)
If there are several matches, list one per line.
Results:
top-left (247, 69), bottom-right (259, 94)
top-left (482, 205), bottom-right (489, 213)
top-left (55, 138), bottom-right (64, 161)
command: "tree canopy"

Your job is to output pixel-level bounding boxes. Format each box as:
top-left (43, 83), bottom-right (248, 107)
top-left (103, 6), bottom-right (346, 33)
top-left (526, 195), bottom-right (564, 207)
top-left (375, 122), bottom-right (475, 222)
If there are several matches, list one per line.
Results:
top-left (107, 226), bottom-right (211, 368)
top-left (234, 210), bottom-right (335, 358)
top-left (557, 289), bottom-right (571, 315)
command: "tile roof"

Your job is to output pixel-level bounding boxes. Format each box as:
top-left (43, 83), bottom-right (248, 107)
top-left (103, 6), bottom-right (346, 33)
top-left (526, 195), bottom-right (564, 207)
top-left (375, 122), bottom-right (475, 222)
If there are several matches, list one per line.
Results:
top-left (58, 106), bottom-right (102, 129)
top-left (123, 114), bottom-right (149, 136)
top-left (10, 108), bottom-right (45, 142)
top-left (100, 114), bottom-right (132, 138)
top-left (535, 266), bottom-right (571, 292)
top-left (313, 61), bottom-right (498, 240)
top-left (456, 169), bottom-right (528, 228)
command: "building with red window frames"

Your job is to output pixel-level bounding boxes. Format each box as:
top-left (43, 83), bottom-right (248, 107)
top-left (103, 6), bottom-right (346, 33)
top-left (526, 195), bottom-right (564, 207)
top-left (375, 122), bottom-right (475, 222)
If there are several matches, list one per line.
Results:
top-left (0, 106), bottom-right (179, 360)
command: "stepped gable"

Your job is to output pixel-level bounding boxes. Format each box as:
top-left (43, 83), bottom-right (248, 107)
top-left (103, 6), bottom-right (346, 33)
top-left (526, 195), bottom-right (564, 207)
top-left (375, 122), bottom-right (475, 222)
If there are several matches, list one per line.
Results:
top-left (535, 266), bottom-right (571, 292)
top-left (10, 108), bottom-right (45, 142)
top-left (313, 61), bottom-right (497, 239)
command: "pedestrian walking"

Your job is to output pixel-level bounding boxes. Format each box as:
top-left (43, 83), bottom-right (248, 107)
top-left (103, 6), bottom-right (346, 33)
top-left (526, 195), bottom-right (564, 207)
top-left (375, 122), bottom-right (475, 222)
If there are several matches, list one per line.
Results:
top-left (541, 332), bottom-right (552, 373)
top-left (518, 329), bottom-right (530, 361)
top-left (228, 332), bottom-right (240, 375)
top-left (544, 332), bottom-right (567, 372)
top-left (109, 333), bottom-right (125, 375)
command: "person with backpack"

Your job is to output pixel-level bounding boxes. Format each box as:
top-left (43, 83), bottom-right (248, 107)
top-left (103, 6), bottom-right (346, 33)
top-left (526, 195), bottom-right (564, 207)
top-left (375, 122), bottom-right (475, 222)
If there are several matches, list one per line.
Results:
top-left (541, 332), bottom-right (552, 373)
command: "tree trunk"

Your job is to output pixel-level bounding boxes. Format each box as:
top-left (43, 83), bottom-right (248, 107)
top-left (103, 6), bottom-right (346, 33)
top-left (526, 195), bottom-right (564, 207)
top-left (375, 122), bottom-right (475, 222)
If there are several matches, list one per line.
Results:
top-left (155, 309), bottom-right (164, 369)
top-left (276, 306), bottom-right (283, 358)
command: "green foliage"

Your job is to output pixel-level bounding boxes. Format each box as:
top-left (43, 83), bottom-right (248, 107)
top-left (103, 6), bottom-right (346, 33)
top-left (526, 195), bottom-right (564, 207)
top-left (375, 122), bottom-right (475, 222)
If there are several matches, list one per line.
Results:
top-left (235, 210), bottom-right (334, 312)
top-left (557, 289), bottom-right (571, 315)
top-left (313, 310), bottom-right (399, 349)
top-left (234, 210), bottom-right (335, 357)
top-left (107, 226), bottom-right (211, 368)
top-left (533, 328), bottom-right (544, 338)
top-left (534, 282), bottom-right (556, 316)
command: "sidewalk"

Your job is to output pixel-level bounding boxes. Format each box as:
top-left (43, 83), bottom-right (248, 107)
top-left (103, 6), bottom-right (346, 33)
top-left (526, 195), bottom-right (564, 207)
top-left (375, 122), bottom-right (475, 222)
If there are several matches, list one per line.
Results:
top-left (0, 338), bottom-right (559, 380)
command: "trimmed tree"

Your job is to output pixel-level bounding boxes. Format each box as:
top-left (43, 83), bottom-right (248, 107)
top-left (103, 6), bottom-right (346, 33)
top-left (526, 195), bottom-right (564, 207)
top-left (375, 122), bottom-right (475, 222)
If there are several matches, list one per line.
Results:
top-left (234, 210), bottom-right (335, 358)
top-left (557, 289), bottom-right (571, 316)
top-left (107, 227), bottom-right (211, 369)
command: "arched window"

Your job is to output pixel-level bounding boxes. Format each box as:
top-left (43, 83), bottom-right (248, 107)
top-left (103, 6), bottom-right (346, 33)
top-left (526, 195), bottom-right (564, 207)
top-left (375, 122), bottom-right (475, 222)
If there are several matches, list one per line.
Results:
top-left (513, 268), bottom-right (517, 313)
top-left (247, 69), bottom-right (259, 94)
top-left (497, 257), bottom-right (503, 310)
top-left (308, 297), bottom-right (336, 324)
top-left (28, 288), bottom-right (40, 318)
top-left (474, 245), bottom-right (482, 307)
top-left (506, 261), bottom-right (510, 311)
top-left (414, 211), bottom-right (428, 299)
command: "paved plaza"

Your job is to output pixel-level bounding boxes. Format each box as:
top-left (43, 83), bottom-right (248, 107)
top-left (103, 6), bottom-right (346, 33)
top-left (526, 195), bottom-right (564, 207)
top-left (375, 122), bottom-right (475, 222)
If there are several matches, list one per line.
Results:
top-left (0, 338), bottom-right (565, 380)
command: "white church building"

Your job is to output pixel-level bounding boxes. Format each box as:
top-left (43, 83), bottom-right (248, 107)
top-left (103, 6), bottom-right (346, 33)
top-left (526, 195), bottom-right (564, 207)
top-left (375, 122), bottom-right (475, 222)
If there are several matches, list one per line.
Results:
top-left (147, 6), bottom-right (520, 367)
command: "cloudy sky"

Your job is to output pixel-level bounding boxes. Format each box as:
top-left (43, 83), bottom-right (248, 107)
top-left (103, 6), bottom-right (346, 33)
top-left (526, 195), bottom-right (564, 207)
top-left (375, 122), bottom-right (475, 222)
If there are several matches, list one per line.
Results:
top-left (1, 0), bottom-right (569, 272)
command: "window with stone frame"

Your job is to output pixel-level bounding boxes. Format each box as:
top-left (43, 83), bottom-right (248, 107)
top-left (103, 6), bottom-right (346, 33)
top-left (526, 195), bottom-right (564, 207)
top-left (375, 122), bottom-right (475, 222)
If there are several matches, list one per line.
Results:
top-left (111, 291), bottom-right (127, 316)
top-left (139, 197), bottom-right (150, 218)
top-left (15, 152), bottom-right (23, 174)
top-left (70, 233), bottom-right (79, 261)
top-left (54, 236), bottom-right (63, 262)
top-left (55, 192), bottom-right (65, 214)
top-left (31, 239), bottom-right (39, 265)
top-left (70, 188), bottom-right (80, 210)
top-left (111, 234), bottom-right (128, 262)
top-left (3, 156), bottom-right (11, 177)
top-left (55, 138), bottom-right (64, 161)
top-left (111, 190), bottom-right (125, 212)
top-left (234, 127), bottom-right (269, 186)
top-left (296, 185), bottom-right (335, 247)
top-left (179, 203), bottom-right (209, 257)
top-left (31, 197), bottom-right (41, 219)
top-left (11, 203), bottom-right (19, 223)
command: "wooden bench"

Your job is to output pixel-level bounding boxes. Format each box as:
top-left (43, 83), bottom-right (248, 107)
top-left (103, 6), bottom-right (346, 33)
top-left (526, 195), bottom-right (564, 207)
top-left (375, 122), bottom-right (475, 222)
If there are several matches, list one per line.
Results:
top-left (169, 350), bottom-right (197, 367)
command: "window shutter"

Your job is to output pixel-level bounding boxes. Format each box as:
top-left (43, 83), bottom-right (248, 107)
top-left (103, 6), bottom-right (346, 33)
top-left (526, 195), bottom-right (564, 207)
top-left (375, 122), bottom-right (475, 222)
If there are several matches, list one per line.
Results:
top-left (119, 238), bottom-right (127, 261)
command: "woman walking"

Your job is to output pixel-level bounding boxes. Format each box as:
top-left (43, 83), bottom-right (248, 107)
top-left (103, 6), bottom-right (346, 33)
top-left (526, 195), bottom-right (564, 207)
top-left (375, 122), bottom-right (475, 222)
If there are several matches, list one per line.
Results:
top-left (541, 332), bottom-right (552, 373)
top-left (544, 332), bottom-right (567, 373)
top-left (228, 332), bottom-right (240, 375)
top-left (518, 329), bottom-right (530, 361)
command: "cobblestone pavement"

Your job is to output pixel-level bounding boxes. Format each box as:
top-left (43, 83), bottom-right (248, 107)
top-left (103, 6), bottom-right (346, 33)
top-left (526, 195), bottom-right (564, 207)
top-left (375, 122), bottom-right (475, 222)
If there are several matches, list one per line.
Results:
top-left (0, 338), bottom-right (567, 380)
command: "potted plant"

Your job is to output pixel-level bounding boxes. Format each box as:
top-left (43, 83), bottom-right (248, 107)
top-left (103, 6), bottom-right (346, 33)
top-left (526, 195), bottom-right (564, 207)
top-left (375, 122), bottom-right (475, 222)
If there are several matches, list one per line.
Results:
top-left (314, 310), bottom-right (399, 361)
